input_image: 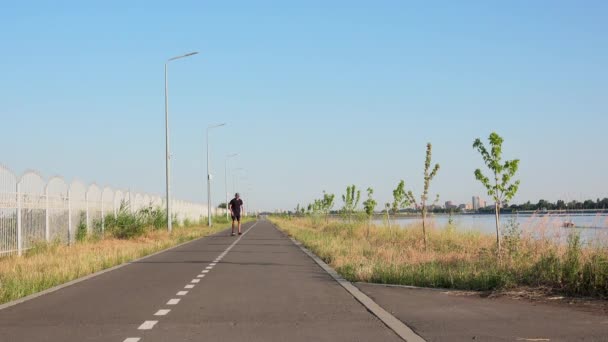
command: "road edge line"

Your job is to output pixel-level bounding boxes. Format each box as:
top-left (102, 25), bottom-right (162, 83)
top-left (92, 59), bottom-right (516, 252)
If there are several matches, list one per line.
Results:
top-left (269, 222), bottom-right (426, 342)
top-left (0, 221), bottom-right (257, 311)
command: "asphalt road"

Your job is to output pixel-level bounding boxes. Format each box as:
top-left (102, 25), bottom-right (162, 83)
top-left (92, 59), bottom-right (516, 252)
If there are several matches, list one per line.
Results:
top-left (0, 220), bottom-right (402, 342)
top-left (357, 283), bottom-right (608, 342)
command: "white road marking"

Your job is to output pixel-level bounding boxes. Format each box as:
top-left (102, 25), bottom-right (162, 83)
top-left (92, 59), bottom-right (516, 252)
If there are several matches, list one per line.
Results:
top-left (121, 222), bottom-right (259, 342)
top-left (138, 320), bottom-right (158, 330)
top-left (155, 309), bottom-right (171, 316)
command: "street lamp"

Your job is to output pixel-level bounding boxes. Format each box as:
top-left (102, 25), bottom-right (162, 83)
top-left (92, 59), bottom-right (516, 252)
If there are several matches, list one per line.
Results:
top-left (164, 51), bottom-right (198, 233)
top-left (206, 123), bottom-right (226, 226)
top-left (225, 153), bottom-right (238, 220)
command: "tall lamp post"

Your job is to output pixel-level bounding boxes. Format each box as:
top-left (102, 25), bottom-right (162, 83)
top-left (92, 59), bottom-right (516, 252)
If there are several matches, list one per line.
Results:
top-left (207, 123), bottom-right (226, 226)
top-left (225, 153), bottom-right (238, 220)
top-left (165, 51), bottom-right (198, 233)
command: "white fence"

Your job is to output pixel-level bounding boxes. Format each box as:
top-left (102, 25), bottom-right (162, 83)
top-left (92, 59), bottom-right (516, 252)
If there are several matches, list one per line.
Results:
top-left (0, 164), bottom-right (218, 257)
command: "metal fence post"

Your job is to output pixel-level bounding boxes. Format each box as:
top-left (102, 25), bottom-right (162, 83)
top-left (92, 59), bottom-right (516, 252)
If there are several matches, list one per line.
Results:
top-left (45, 187), bottom-right (50, 242)
top-left (85, 191), bottom-right (90, 234)
top-left (16, 182), bottom-right (22, 256)
top-left (68, 188), bottom-right (72, 245)
top-left (101, 199), bottom-right (105, 233)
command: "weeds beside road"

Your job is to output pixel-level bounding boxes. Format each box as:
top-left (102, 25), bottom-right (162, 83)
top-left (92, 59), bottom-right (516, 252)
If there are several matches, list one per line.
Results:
top-left (270, 216), bottom-right (608, 299)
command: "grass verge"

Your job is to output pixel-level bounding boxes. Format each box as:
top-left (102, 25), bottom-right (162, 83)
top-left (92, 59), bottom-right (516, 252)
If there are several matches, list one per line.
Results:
top-left (0, 216), bottom-right (254, 305)
top-left (270, 216), bottom-right (608, 298)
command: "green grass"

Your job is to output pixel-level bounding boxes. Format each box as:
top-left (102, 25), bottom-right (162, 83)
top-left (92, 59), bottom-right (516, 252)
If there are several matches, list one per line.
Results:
top-left (271, 216), bottom-right (608, 298)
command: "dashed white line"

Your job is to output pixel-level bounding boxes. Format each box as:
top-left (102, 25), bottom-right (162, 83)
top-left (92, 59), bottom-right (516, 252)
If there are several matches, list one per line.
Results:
top-left (155, 309), bottom-right (171, 316)
top-left (121, 222), bottom-right (259, 342)
top-left (138, 320), bottom-right (158, 330)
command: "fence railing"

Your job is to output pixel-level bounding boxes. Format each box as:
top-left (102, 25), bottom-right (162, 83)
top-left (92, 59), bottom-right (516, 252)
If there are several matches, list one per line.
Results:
top-left (0, 164), bottom-right (217, 257)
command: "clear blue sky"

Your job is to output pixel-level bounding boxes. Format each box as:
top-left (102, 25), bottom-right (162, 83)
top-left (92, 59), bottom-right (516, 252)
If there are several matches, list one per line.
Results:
top-left (1, 1), bottom-right (607, 212)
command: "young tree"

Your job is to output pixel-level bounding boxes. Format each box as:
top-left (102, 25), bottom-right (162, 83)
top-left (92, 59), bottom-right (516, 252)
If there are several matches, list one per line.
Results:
top-left (362, 187), bottom-right (377, 237)
top-left (341, 184), bottom-right (361, 222)
top-left (473, 132), bottom-right (520, 253)
top-left (405, 143), bottom-right (440, 250)
top-left (321, 191), bottom-right (335, 222)
top-left (392, 180), bottom-right (412, 211)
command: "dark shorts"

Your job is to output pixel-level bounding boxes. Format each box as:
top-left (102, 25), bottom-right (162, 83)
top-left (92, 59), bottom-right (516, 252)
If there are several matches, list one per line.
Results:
top-left (231, 213), bottom-right (241, 222)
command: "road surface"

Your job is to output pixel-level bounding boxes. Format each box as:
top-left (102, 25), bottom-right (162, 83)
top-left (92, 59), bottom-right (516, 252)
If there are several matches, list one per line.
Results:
top-left (0, 220), bottom-right (402, 342)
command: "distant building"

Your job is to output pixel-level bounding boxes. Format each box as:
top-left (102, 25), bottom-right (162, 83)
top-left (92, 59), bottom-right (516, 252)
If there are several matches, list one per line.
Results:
top-left (472, 196), bottom-right (480, 210)
top-left (445, 201), bottom-right (457, 209)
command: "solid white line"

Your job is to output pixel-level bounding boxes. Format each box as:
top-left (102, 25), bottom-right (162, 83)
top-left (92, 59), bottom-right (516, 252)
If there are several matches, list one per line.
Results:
top-left (154, 309), bottom-right (171, 316)
top-left (177, 291), bottom-right (188, 296)
top-left (191, 279), bottom-right (200, 283)
top-left (283, 229), bottom-right (426, 342)
top-left (123, 338), bottom-right (141, 342)
top-left (138, 320), bottom-right (158, 330)
top-left (185, 284), bottom-right (195, 289)
top-left (167, 299), bottom-right (180, 305)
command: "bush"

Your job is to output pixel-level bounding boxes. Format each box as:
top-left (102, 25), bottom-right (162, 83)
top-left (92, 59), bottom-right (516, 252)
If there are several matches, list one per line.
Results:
top-left (76, 212), bottom-right (88, 242)
top-left (103, 205), bottom-right (146, 239)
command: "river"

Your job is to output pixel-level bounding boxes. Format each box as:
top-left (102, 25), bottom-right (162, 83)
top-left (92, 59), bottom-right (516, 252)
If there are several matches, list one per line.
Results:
top-left (373, 213), bottom-right (608, 244)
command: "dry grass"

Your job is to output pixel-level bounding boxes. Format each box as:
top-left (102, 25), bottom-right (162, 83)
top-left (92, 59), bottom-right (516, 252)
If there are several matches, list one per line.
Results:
top-left (271, 216), bottom-right (608, 298)
top-left (0, 222), bottom-right (240, 305)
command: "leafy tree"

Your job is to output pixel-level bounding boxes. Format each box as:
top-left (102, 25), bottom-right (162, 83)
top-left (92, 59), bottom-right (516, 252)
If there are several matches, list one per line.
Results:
top-left (341, 185), bottom-right (361, 222)
top-left (321, 191), bottom-right (335, 222)
top-left (392, 180), bottom-right (411, 214)
top-left (385, 202), bottom-right (391, 228)
top-left (404, 143), bottom-right (440, 250)
top-left (388, 180), bottom-right (410, 229)
top-left (362, 187), bottom-right (377, 237)
top-left (473, 132), bottom-right (520, 253)
top-left (217, 202), bottom-right (227, 209)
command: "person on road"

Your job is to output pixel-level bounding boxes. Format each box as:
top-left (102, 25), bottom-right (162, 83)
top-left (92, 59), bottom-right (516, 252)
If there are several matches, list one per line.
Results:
top-left (229, 193), bottom-right (244, 236)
